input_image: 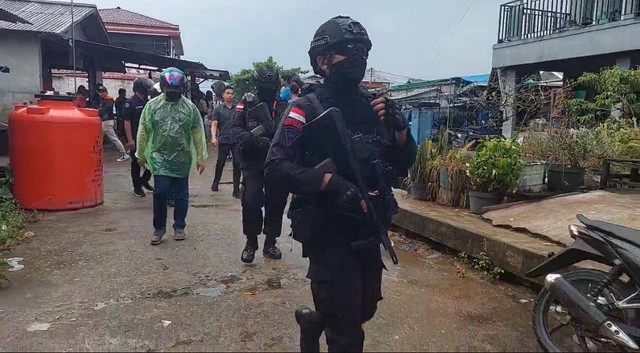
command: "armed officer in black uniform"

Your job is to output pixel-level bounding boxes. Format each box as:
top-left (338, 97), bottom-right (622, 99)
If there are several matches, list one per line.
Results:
top-left (231, 66), bottom-right (289, 264)
top-left (124, 77), bottom-right (154, 197)
top-left (265, 16), bottom-right (416, 352)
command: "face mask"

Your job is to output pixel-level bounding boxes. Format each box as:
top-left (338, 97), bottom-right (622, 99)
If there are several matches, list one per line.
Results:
top-left (257, 85), bottom-right (277, 101)
top-left (165, 91), bottom-right (182, 102)
top-left (325, 55), bottom-right (368, 88)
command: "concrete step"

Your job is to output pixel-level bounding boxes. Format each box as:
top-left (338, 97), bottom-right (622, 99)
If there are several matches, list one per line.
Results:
top-left (392, 191), bottom-right (563, 282)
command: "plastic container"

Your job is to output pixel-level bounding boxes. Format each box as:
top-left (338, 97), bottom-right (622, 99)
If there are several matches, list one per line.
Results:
top-left (469, 191), bottom-right (501, 214)
top-left (547, 165), bottom-right (585, 193)
top-left (9, 95), bottom-right (103, 210)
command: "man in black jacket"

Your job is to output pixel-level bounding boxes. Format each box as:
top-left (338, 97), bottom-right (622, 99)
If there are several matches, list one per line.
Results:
top-left (264, 16), bottom-right (416, 352)
top-left (231, 66), bottom-right (289, 264)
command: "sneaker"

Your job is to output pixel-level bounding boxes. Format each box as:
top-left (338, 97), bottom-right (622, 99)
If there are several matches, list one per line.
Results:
top-left (174, 229), bottom-right (186, 241)
top-left (133, 188), bottom-right (145, 198)
top-left (241, 242), bottom-right (258, 263)
top-left (142, 181), bottom-right (154, 192)
top-left (150, 230), bottom-right (165, 245)
top-left (117, 153), bottom-right (130, 162)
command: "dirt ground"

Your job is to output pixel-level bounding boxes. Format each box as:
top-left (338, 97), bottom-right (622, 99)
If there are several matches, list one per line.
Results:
top-left (0, 147), bottom-right (541, 352)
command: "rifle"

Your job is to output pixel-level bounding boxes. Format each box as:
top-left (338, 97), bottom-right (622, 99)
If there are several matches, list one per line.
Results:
top-left (247, 102), bottom-right (275, 137)
top-left (250, 125), bottom-right (266, 137)
top-left (307, 108), bottom-right (399, 265)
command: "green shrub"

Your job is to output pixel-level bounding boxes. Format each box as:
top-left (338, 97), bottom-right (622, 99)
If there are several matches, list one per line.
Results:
top-left (467, 139), bottom-right (524, 192)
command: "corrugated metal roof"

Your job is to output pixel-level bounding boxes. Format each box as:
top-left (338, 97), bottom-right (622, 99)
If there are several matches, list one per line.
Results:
top-left (99, 8), bottom-right (177, 28)
top-left (0, 0), bottom-right (95, 33)
top-left (0, 7), bottom-right (29, 23)
top-left (390, 74), bottom-right (490, 92)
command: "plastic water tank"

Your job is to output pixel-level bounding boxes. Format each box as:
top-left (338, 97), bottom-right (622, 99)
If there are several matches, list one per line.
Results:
top-left (9, 95), bottom-right (103, 210)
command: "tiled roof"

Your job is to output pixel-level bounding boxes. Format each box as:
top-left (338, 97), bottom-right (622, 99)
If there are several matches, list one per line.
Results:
top-left (99, 7), bottom-right (177, 28)
top-left (0, 0), bottom-right (95, 33)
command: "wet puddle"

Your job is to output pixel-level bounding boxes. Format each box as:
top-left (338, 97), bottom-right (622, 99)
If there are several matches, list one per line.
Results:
top-left (139, 273), bottom-right (289, 300)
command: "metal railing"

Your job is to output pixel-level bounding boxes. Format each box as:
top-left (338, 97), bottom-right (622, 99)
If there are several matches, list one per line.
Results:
top-left (498, 0), bottom-right (640, 42)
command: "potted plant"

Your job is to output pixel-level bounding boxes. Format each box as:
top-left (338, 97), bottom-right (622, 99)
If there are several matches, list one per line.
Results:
top-left (544, 128), bottom-right (592, 192)
top-left (437, 150), bottom-right (472, 208)
top-left (467, 139), bottom-right (524, 214)
top-left (520, 130), bottom-right (549, 193)
top-left (408, 141), bottom-right (430, 200)
top-left (408, 136), bottom-right (444, 201)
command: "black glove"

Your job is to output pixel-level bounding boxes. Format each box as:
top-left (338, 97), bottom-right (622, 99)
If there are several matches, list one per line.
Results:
top-left (383, 98), bottom-right (408, 131)
top-left (252, 135), bottom-right (270, 150)
top-left (324, 174), bottom-right (364, 210)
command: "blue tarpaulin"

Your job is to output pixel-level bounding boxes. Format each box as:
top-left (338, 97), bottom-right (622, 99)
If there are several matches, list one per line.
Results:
top-left (409, 108), bottom-right (434, 144)
top-left (460, 74), bottom-right (490, 84)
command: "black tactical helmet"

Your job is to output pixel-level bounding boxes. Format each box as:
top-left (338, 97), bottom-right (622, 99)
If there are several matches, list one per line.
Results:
top-left (254, 66), bottom-right (280, 90)
top-left (211, 80), bottom-right (226, 96)
top-left (308, 16), bottom-right (372, 76)
top-left (133, 77), bottom-right (153, 94)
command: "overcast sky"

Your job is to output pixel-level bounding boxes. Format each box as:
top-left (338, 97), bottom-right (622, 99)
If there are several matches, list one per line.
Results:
top-left (88, 0), bottom-right (504, 81)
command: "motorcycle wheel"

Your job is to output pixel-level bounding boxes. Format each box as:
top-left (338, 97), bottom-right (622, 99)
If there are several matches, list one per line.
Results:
top-left (532, 269), bottom-right (634, 352)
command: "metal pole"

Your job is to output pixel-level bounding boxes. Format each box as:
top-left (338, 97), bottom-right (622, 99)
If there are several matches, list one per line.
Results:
top-left (71, 0), bottom-right (77, 102)
top-left (447, 78), bottom-right (453, 131)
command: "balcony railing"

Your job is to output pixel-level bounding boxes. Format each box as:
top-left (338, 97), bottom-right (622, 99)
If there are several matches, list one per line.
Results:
top-left (498, 0), bottom-right (640, 42)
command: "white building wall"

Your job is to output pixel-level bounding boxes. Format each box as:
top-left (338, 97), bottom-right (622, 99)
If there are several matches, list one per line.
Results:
top-left (0, 32), bottom-right (42, 122)
top-left (52, 76), bottom-right (136, 98)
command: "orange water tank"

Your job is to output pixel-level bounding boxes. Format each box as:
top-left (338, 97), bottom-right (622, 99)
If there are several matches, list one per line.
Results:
top-left (9, 95), bottom-right (103, 210)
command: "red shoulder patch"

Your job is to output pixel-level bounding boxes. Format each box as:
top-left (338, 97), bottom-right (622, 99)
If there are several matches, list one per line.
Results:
top-left (288, 106), bottom-right (306, 123)
top-left (284, 118), bottom-right (304, 131)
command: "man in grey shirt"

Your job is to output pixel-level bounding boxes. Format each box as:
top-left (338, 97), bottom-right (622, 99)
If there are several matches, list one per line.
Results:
top-left (211, 86), bottom-right (241, 198)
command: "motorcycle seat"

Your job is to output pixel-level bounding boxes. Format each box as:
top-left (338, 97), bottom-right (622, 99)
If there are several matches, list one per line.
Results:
top-left (578, 214), bottom-right (640, 248)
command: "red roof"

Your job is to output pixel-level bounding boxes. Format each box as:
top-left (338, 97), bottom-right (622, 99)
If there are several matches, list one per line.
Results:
top-left (98, 7), bottom-right (183, 55)
top-left (99, 7), bottom-right (177, 29)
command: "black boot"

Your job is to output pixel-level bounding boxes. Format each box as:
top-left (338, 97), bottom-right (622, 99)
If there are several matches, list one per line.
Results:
top-left (263, 237), bottom-right (282, 260)
top-left (295, 306), bottom-right (324, 352)
top-left (142, 181), bottom-right (154, 192)
top-left (241, 240), bottom-right (258, 264)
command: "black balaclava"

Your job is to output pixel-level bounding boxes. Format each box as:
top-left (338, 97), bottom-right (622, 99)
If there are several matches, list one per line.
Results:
top-left (325, 55), bottom-right (367, 90)
top-left (165, 90), bottom-right (182, 102)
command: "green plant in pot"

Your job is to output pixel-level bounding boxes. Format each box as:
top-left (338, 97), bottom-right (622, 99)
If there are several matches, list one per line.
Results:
top-left (467, 139), bottom-right (523, 214)
top-left (408, 141), bottom-right (429, 200)
top-left (438, 150), bottom-right (472, 208)
top-left (408, 137), bottom-right (444, 201)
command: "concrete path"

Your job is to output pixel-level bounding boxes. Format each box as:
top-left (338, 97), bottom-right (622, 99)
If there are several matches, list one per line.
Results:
top-left (0, 147), bottom-right (540, 352)
top-left (483, 190), bottom-right (640, 246)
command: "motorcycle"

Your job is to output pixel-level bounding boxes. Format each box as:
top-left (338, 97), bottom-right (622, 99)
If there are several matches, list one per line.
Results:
top-left (526, 215), bottom-right (640, 352)
top-left (446, 124), bottom-right (504, 150)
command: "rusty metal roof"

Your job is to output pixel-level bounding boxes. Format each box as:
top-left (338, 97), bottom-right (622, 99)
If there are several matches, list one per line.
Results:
top-left (98, 7), bottom-right (177, 29)
top-left (0, 0), bottom-right (95, 33)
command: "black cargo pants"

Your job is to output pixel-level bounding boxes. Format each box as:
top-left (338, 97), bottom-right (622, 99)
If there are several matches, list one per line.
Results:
top-left (241, 169), bottom-right (288, 247)
top-left (307, 245), bottom-right (384, 352)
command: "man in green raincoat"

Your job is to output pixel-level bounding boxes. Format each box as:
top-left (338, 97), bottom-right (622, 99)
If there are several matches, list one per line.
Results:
top-left (136, 67), bottom-right (207, 245)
